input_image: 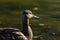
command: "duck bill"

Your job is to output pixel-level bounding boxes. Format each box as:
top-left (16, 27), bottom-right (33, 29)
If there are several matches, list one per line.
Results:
top-left (33, 15), bottom-right (39, 19)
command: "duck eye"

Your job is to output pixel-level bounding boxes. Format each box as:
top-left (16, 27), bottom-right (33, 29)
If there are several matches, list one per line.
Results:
top-left (29, 13), bottom-right (32, 14)
top-left (23, 12), bottom-right (28, 14)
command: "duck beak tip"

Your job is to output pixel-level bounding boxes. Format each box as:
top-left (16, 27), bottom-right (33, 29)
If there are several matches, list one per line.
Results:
top-left (34, 16), bottom-right (40, 19)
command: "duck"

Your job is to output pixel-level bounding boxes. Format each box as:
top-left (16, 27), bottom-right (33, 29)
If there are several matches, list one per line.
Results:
top-left (0, 10), bottom-right (39, 40)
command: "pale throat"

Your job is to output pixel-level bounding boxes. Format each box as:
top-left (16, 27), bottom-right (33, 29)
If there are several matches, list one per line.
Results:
top-left (22, 14), bottom-right (30, 36)
top-left (22, 14), bottom-right (33, 40)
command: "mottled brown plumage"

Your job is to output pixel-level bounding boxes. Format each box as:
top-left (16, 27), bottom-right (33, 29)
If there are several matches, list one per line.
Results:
top-left (0, 10), bottom-right (39, 40)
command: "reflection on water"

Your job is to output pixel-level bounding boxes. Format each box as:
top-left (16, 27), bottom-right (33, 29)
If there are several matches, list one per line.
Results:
top-left (33, 35), bottom-right (57, 40)
top-left (33, 26), bottom-right (60, 40)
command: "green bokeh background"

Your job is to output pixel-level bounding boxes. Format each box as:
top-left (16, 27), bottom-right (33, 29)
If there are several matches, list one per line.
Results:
top-left (0, 0), bottom-right (60, 40)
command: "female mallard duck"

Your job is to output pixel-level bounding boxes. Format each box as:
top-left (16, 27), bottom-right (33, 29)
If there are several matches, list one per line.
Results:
top-left (0, 10), bottom-right (39, 40)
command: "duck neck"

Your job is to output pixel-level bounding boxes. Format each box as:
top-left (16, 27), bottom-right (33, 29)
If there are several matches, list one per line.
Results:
top-left (22, 14), bottom-right (33, 40)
